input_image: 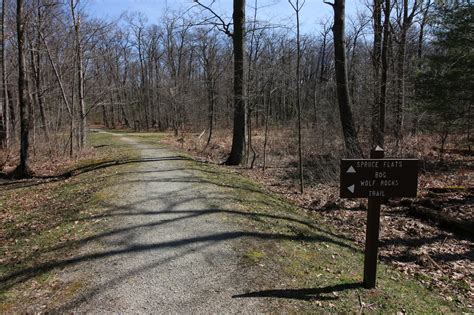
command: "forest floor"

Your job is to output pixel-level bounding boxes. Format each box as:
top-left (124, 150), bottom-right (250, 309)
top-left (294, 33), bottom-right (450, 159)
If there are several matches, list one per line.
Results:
top-left (0, 131), bottom-right (140, 312)
top-left (0, 130), bottom-right (470, 312)
top-left (163, 129), bottom-right (473, 310)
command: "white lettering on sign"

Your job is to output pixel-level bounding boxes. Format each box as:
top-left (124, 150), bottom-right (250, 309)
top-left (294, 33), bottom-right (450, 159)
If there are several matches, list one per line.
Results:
top-left (356, 161), bottom-right (379, 168)
top-left (380, 180), bottom-right (399, 186)
top-left (369, 190), bottom-right (385, 197)
top-left (382, 161), bottom-right (403, 168)
top-left (360, 180), bottom-right (376, 187)
top-left (375, 172), bottom-right (387, 179)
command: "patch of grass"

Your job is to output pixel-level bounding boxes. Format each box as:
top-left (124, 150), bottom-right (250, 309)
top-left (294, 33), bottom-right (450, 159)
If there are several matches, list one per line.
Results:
top-left (244, 250), bottom-right (266, 263)
top-left (63, 279), bottom-right (85, 298)
top-left (0, 131), bottom-right (140, 312)
top-left (190, 161), bottom-right (461, 313)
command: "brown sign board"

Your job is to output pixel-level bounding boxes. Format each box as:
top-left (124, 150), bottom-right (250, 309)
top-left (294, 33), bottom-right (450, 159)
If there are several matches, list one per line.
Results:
top-left (340, 159), bottom-right (419, 198)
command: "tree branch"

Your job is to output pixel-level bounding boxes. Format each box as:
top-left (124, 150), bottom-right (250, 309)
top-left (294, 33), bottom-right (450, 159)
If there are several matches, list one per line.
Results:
top-left (193, 0), bottom-right (233, 37)
top-left (323, 1), bottom-right (334, 8)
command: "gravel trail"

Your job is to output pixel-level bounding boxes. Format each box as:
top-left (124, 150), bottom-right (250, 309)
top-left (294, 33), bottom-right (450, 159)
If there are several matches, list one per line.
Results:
top-left (60, 133), bottom-right (263, 313)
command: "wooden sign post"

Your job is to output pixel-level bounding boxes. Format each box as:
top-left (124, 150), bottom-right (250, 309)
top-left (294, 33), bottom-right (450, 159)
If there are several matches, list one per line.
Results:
top-left (364, 147), bottom-right (384, 289)
top-left (340, 146), bottom-right (419, 289)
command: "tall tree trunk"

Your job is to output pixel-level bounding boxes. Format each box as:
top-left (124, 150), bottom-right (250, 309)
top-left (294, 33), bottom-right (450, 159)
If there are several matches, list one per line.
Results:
top-left (246, 0), bottom-right (257, 165)
top-left (153, 57), bottom-right (162, 130)
top-left (102, 104), bottom-right (110, 128)
top-left (371, 0), bottom-right (382, 147)
top-left (319, 28), bottom-right (329, 83)
top-left (289, 0), bottom-right (304, 193)
top-left (110, 95), bottom-right (116, 128)
top-left (71, 55), bottom-right (76, 156)
top-left (71, 0), bottom-right (86, 149)
top-left (348, 29), bottom-right (360, 102)
top-left (262, 88), bottom-right (270, 173)
top-left (225, 0), bottom-right (246, 165)
top-left (395, 29), bottom-right (407, 145)
top-left (1, 0), bottom-right (9, 148)
top-left (327, 0), bottom-right (363, 157)
top-left (77, 34), bottom-right (86, 148)
top-left (416, 0), bottom-right (430, 67)
top-left (412, 0), bottom-right (430, 135)
top-left (395, 0), bottom-right (418, 146)
top-left (31, 8), bottom-right (50, 144)
top-left (137, 28), bottom-right (149, 131)
top-left (296, 1), bottom-right (304, 193)
top-left (206, 81), bottom-right (215, 146)
top-left (14, 0), bottom-right (31, 177)
top-left (378, 0), bottom-right (391, 148)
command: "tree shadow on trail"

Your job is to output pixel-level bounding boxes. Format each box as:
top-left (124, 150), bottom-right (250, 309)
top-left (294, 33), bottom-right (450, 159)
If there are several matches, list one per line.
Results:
top-left (0, 156), bottom-right (191, 190)
top-left (55, 241), bottom-right (214, 312)
top-left (233, 282), bottom-right (363, 301)
top-left (0, 230), bottom-right (348, 293)
top-left (0, 177), bottom-right (359, 294)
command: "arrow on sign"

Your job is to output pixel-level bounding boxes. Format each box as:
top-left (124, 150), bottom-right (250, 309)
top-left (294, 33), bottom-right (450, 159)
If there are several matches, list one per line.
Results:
top-left (347, 166), bottom-right (356, 173)
top-left (347, 185), bottom-right (355, 194)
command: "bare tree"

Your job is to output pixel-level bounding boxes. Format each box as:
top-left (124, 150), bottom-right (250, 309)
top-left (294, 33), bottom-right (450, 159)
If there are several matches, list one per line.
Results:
top-left (0, 0), bottom-right (456, 182)
top-left (289, 0), bottom-right (305, 193)
top-left (197, 29), bottom-right (227, 145)
top-left (394, 0), bottom-right (419, 147)
top-left (371, 0), bottom-right (383, 147)
top-left (194, 0), bottom-right (247, 165)
top-left (40, 27), bottom-right (75, 156)
top-left (227, 0), bottom-right (246, 165)
top-left (70, 0), bottom-right (86, 149)
top-left (13, 0), bottom-right (31, 177)
top-left (324, 0), bottom-right (363, 157)
top-left (412, 0), bottom-right (432, 135)
top-left (246, 0), bottom-right (258, 167)
top-left (0, 0), bottom-right (9, 148)
top-left (30, 0), bottom-right (50, 144)
top-left (374, 0), bottom-right (392, 148)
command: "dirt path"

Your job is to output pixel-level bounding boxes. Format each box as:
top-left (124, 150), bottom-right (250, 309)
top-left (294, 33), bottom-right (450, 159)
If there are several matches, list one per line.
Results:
top-left (58, 133), bottom-right (264, 313)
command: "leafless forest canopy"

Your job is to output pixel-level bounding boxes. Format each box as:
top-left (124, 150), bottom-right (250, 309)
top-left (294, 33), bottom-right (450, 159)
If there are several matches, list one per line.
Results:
top-left (0, 0), bottom-right (472, 178)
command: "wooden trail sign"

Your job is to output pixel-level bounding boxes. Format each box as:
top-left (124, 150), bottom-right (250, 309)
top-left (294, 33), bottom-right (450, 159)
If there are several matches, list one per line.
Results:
top-left (340, 147), bottom-right (419, 289)
top-left (340, 159), bottom-right (418, 198)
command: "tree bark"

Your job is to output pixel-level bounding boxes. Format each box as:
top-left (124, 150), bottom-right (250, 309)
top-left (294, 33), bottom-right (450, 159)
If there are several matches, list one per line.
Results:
top-left (206, 81), bottom-right (215, 146)
top-left (395, 0), bottom-right (418, 146)
top-left (289, 0), bottom-right (304, 193)
top-left (297, 27), bottom-right (304, 190)
top-left (137, 27), bottom-right (150, 131)
top-left (71, 0), bottom-right (86, 149)
top-left (371, 0), bottom-right (382, 147)
top-left (328, 0), bottom-right (363, 157)
top-left (412, 0), bottom-right (430, 135)
top-left (102, 104), bottom-right (110, 128)
top-left (263, 88), bottom-right (269, 173)
top-left (378, 0), bottom-right (391, 148)
top-left (246, 0), bottom-right (258, 165)
top-left (225, 0), bottom-right (246, 165)
top-left (1, 0), bottom-right (9, 148)
top-left (14, 0), bottom-right (31, 177)
top-left (31, 5), bottom-right (50, 144)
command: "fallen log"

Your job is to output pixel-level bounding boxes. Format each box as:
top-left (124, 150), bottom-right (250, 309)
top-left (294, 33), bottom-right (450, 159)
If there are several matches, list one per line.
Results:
top-left (407, 206), bottom-right (474, 240)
